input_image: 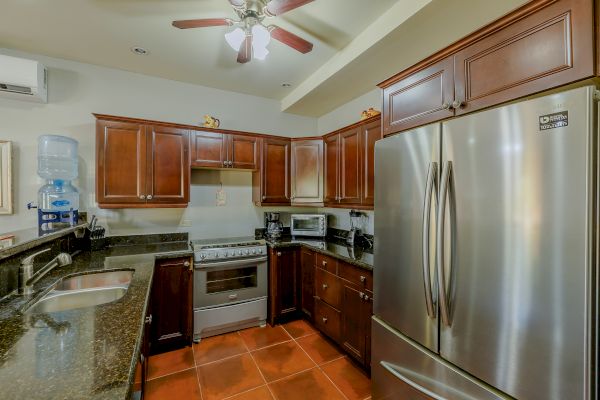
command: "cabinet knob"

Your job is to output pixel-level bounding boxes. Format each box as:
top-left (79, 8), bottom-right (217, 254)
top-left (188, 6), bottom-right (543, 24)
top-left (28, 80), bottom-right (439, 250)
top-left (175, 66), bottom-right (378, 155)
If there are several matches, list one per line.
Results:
top-left (322, 260), bottom-right (327, 266)
top-left (360, 275), bottom-right (366, 283)
top-left (322, 317), bottom-right (328, 323)
top-left (452, 100), bottom-right (464, 109)
top-left (183, 261), bottom-right (190, 267)
top-left (139, 195), bottom-right (146, 200)
top-left (223, 161), bottom-right (227, 167)
top-left (228, 160), bottom-right (233, 166)
top-left (277, 251), bottom-right (282, 256)
top-left (147, 195), bottom-right (153, 200)
top-left (359, 292), bottom-right (365, 299)
top-left (442, 102), bottom-right (451, 110)
top-left (145, 314), bottom-right (152, 324)
top-left (262, 195), bottom-right (266, 200)
top-left (364, 294), bottom-right (370, 301)
top-left (322, 283), bottom-right (328, 290)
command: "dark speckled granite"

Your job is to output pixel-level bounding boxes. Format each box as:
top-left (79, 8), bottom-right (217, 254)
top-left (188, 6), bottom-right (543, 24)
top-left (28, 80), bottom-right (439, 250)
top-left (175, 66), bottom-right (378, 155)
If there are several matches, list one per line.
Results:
top-left (263, 236), bottom-right (374, 271)
top-left (0, 242), bottom-right (192, 400)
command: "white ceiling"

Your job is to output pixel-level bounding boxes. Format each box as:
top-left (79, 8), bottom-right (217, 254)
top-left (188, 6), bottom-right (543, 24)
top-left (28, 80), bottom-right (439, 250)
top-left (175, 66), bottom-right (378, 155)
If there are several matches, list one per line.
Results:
top-left (0, 0), bottom-right (528, 116)
top-left (0, 0), bottom-right (398, 100)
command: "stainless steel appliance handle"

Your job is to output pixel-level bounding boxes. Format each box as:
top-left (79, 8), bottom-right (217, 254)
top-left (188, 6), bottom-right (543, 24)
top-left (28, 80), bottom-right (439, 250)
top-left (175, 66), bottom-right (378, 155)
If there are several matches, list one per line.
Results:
top-left (422, 161), bottom-right (437, 319)
top-left (436, 161), bottom-right (452, 327)
top-left (380, 361), bottom-right (446, 400)
top-left (195, 256), bottom-right (267, 269)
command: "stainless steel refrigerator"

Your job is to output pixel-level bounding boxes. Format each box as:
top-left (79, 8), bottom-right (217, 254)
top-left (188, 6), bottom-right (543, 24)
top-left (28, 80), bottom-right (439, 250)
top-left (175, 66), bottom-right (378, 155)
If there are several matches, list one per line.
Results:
top-left (373, 85), bottom-right (598, 400)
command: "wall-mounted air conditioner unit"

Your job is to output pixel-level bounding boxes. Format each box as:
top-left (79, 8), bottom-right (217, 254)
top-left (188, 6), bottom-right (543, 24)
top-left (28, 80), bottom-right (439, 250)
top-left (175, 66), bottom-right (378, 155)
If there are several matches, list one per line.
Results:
top-left (0, 54), bottom-right (47, 103)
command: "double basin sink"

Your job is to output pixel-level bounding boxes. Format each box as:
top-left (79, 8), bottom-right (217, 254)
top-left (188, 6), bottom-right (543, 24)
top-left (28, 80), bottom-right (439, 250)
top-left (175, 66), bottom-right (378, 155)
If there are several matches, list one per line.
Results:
top-left (25, 270), bottom-right (134, 314)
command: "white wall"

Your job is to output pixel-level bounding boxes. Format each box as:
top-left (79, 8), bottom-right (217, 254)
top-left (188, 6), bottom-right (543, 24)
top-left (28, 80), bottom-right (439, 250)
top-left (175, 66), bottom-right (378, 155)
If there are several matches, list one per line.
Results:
top-left (0, 49), bottom-right (317, 237)
top-left (316, 88), bottom-right (381, 135)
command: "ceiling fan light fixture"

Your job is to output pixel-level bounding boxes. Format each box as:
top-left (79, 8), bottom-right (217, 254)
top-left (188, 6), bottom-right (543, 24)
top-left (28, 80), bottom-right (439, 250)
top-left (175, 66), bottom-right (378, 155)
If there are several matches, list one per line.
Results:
top-left (251, 24), bottom-right (271, 48)
top-left (253, 45), bottom-right (269, 60)
top-left (225, 27), bottom-right (245, 51)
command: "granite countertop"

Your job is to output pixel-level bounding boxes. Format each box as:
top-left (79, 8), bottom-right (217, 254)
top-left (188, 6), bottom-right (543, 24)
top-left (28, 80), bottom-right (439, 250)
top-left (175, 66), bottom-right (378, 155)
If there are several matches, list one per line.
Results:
top-left (0, 242), bottom-right (192, 400)
top-left (264, 237), bottom-right (374, 271)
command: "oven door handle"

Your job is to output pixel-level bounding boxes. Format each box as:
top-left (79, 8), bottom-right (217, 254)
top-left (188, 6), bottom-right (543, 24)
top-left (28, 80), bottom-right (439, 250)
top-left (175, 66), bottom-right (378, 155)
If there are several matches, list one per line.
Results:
top-left (195, 256), bottom-right (268, 269)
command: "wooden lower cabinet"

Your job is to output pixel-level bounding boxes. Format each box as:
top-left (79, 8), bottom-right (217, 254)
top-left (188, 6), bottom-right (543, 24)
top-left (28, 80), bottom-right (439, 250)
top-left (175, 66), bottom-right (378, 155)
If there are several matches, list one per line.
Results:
top-left (341, 284), bottom-right (373, 367)
top-left (268, 247), bottom-right (300, 325)
top-left (300, 248), bottom-right (316, 321)
top-left (314, 298), bottom-right (341, 342)
top-left (150, 257), bottom-right (193, 354)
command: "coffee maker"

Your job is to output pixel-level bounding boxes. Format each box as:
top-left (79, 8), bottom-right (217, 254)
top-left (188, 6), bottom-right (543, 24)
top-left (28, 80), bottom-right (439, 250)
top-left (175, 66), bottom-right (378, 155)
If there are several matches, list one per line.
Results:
top-left (265, 212), bottom-right (283, 239)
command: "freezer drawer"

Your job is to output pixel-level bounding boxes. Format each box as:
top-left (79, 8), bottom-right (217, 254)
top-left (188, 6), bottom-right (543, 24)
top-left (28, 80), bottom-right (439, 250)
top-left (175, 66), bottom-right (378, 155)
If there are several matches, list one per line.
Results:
top-left (372, 317), bottom-right (507, 400)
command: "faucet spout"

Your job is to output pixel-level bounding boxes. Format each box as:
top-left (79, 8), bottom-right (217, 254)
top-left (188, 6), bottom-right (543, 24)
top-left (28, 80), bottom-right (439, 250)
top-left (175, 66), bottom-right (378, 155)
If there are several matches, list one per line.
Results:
top-left (19, 250), bottom-right (73, 295)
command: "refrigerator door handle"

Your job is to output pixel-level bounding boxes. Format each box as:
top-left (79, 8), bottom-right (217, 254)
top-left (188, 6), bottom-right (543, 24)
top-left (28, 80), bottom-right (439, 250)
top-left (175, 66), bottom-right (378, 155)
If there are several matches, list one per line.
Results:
top-left (437, 161), bottom-right (452, 327)
top-left (422, 161), bottom-right (437, 319)
top-left (380, 361), bottom-right (447, 400)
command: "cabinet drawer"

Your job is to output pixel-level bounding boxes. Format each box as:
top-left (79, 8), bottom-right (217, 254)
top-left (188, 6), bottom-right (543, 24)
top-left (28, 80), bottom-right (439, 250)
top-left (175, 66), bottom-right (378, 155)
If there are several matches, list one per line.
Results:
top-left (315, 298), bottom-right (341, 342)
top-left (339, 263), bottom-right (373, 291)
top-left (315, 267), bottom-right (341, 309)
top-left (316, 253), bottom-right (338, 274)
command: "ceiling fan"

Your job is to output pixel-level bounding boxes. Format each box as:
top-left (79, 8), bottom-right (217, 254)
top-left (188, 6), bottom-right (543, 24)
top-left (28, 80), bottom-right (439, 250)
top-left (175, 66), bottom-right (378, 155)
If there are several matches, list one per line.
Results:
top-left (172, 0), bottom-right (315, 63)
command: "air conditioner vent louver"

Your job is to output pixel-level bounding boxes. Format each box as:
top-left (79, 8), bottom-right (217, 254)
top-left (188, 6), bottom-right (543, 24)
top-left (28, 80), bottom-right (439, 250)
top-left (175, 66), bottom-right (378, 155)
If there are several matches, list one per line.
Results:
top-left (0, 83), bottom-right (33, 95)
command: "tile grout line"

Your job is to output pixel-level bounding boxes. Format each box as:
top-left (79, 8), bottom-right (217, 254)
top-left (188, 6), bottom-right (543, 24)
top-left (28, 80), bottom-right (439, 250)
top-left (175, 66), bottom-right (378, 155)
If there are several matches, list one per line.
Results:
top-left (145, 365), bottom-right (197, 382)
top-left (239, 329), bottom-right (277, 399)
top-left (191, 344), bottom-right (204, 400)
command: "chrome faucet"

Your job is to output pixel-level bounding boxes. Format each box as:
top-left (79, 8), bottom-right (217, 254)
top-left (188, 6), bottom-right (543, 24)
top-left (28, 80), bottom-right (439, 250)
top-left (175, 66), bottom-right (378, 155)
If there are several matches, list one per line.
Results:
top-left (19, 248), bottom-right (73, 295)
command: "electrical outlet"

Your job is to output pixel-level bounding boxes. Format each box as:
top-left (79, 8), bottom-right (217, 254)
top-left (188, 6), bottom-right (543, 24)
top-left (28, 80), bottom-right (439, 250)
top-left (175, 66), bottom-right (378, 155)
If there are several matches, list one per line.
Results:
top-left (180, 219), bottom-right (192, 227)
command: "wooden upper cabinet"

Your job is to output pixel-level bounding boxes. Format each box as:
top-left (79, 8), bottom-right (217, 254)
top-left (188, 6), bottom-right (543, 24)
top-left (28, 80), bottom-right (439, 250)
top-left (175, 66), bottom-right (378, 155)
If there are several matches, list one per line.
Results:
top-left (190, 130), bottom-right (226, 168)
top-left (323, 133), bottom-right (340, 203)
top-left (453, 0), bottom-right (594, 115)
top-left (339, 127), bottom-right (362, 205)
top-left (291, 139), bottom-right (324, 204)
top-left (383, 56), bottom-right (455, 135)
top-left (361, 119), bottom-right (382, 207)
top-left (96, 120), bottom-right (147, 205)
top-left (146, 125), bottom-right (190, 204)
top-left (253, 137), bottom-right (290, 205)
top-left (229, 134), bottom-right (258, 170)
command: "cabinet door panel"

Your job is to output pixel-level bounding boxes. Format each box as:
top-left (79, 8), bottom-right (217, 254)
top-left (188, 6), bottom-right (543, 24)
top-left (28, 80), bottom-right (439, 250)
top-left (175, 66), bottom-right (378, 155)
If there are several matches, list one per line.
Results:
top-left (147, 125), bottom-right (190, 204)
top-left (361, 119), bottom-right (382, 207)
top-left (383, 56), bottom-right (454, 135)
top-left (300, 248), bottom-right (316, 320)
top-left (191, 130), bottom-right (226, 168)
top-left (339, 127), bottom-right (361, 204)
top-left (261, 138), bottom-right (291, 204)
top-left (291, 139), bottom-right (323, 203)
top-left (454, 0), bottom-right (593, 115)
top-left (151, 257), bottom-right (192, 354)
top-left (315, 267), bottom-right (341, 309)
top-left (341, 284), bottom-right (367, 363)
top-left (315, 298), bottom-right (341, 342)
top-left (230, 134), bottom-right (258, 170)
top-left (323, 134), bottom-right (339, 203)
top-left (96, 120), bottom-right (147, 204)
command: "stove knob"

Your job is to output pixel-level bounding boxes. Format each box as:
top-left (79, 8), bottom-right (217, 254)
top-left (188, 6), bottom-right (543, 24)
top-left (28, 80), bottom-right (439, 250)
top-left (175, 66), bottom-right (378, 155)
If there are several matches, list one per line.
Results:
top-left (251, 249), bottom-right (256, 254)
top-left (215, 253), bottom-right (220, 258)
top-left (243, 249), bottom-right (249, 255)
top-left (238, 250), bottom-right (243, 255)
top-left (258, 248), bottom-right (263, 254)
top-left (200, 253), bottom-right (206, 259)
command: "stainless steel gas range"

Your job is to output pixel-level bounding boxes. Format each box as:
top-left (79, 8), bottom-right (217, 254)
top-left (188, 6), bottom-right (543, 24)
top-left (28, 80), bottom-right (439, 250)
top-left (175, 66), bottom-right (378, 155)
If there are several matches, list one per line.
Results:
top-left (191, 237), bottom-right (267, 342)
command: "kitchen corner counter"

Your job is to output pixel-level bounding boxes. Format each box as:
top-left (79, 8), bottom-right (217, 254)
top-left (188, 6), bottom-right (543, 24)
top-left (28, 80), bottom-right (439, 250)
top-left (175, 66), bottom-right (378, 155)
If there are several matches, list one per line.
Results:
top-left (264, 237), bottom-right (374, 271)
top-left (0, 242), bottom-right (192, 400)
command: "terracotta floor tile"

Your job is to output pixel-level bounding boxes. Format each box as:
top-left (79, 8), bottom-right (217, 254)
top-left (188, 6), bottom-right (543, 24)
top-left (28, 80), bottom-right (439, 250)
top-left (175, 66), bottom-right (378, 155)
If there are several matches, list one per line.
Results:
top-left (197, 353), bottom-right (265, 400)
top-left (282, 319), bottom-right (318, 339)
top-left (194, 332), bottom-right (248, 365)
top-left (321, 357), bottom-right (371, 400)
top-left (145, 368), bottom-right (202, 400)
top-left (252, 341), bottom-right (316, 382)
top-left (295, 333), bottom-right (343, 364)
top-left (147, 347), bottom-right (195, 380)
top-left (239, 325), bottom-right (291, 351)
top-left (225, 385), bottom-right (274, 400)
top-left (268, 368), bottom-right (345, 400)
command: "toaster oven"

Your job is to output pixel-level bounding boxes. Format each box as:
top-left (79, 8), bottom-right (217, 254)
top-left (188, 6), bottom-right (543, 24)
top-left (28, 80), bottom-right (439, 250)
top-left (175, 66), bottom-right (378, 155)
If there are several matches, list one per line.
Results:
top-left (290, 214), bottom-right (327, 237)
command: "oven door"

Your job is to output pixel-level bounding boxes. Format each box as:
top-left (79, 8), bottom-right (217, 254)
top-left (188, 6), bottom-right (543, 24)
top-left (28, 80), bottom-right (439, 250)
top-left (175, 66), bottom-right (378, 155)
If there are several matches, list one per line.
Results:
top-left (194, 256), bottom-right (267, 309)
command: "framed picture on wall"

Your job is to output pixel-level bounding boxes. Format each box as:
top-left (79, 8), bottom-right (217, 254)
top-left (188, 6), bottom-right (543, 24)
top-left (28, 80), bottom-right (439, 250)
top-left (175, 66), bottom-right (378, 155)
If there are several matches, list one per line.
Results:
top-left (0, 140), bottom-right (13, 214)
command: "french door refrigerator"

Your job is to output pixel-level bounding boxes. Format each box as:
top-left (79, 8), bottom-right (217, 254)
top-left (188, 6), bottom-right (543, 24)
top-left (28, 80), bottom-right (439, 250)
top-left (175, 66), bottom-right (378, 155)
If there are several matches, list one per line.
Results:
top-left (373, 85), bottom-right (597, 400)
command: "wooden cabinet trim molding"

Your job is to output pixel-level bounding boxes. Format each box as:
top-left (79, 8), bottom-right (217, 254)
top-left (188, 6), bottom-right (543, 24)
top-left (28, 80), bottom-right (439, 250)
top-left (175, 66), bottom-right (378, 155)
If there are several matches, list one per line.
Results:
top-left (377, 0), bottom-right (558, 88)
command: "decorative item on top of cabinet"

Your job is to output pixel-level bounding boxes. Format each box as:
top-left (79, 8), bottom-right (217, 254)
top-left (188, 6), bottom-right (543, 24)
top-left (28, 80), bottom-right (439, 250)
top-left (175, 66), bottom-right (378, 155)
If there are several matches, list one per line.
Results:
top-left (95, 115), bottom-right (190, 209)
top-left (291, 138), bottom-right (324, 204)
top-left (191, 130), bottom-right (258, 170)
top-left (253, 137), bottom-right (291, 206)
top-left (379, 0), bottom-right (594, 135)
top-left (268, 247), bottom-right (300, 325)
top-left (150, 257), bottom-right (193, 355)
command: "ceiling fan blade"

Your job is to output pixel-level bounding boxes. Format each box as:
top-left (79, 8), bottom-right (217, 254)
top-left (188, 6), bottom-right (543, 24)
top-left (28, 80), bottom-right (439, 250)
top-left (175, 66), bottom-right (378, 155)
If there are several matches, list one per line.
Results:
top-left (172, 18), bottom-right (232, 29)
top-left (237, 36), bottom-right (252, 63)
top-left (269, 26), bottom-right (313, 53)
top-left (264, 0), bottom-right (314, 16)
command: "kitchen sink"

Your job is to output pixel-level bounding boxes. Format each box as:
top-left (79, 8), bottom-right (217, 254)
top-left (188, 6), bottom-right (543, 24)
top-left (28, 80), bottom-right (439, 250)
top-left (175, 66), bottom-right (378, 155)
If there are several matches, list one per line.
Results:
top-left (26, 287), bottom-right (128, 314)
top-left (54, 270), bottom-right (133, 291)
top-left (25, 270), bottom-right (134, 314)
